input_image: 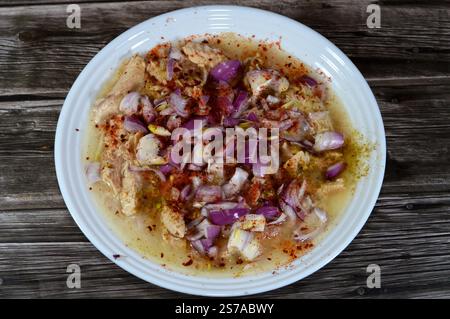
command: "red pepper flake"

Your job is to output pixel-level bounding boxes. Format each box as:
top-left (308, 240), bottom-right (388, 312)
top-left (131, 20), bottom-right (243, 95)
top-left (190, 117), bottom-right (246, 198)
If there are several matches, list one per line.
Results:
top-left (147, 225), bottom-right (153, 231)
top-left (219, 262), bottom-right (226, 267)
top-left (75, 128), bottom-right (79, 132)
top-left (236, 258), bottom-right (243, 265)
top-left (182, 258), bottom-right (193, 266)
top-left (89, 187), bottom-right (92, 191)
top-left (267, 257), bottom-right (272, 261)
top-left (113, 254), bottom-right (121, 259)
top-left (160, 252), bottom-right (164, 258)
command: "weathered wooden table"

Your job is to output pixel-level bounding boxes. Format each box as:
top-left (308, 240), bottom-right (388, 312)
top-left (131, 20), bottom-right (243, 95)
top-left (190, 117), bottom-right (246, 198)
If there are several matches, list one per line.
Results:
top-left (0, 0), bottom-right (449, 298)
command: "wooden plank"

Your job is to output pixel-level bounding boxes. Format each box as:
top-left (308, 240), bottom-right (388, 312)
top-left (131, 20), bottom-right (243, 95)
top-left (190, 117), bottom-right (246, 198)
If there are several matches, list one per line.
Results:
top-left (0, 0), bottom-right (448, 96)
top-left (0, 213), bottom-right (449, 299)
top-left (0, 208), bottom-right (86, 243)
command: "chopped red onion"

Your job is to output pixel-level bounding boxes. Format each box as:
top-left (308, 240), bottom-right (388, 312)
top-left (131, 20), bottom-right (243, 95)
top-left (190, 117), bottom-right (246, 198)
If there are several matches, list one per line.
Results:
top-left (195, 185), bottom-right (222, 203)
top-left (180, 184), bottom-right (192, 201)
top-left (326, 161), bottom-right (347, 180)
top-left (222, 167), bottom-right (249, 198)
top-left (182, 116), bottom-right (207, 131)
top-left (167, 58), bottom-right (175, 81)
top-left (123, 115), bottom-right (147, 133)
top-left (300, 75), bottom-right (318, 87)
top-left (232, 90), bottom-right (249, 118)
top-left (207, 246), bottom-right (218, 258)
top-left (191, 240), bottom-right (205, 254)
top-left (206, 225), bottom-right (221, 240)
top-left (159, 164), bottom-right (173, 175)
top-left (169, 46), bottom-right (183, 60)
top-left (119, 92), bottom-right (140, 115)
top-left (153, 97), bottom-right (167, 107)
top-left (208, 208), bottom-right (250, 225)
top-left (210, 60), bottom-right (240, 83)
top-left (294, 227), bottom-right (323, 242)
top-left (313, 131), bottom-right (344, 152)
top-left (199, 95), bottom-right (210, 106)
top-left (85, 162), bottom-right (101, 185)
top-left (201, 238), bottom-right (214, 250)
top-left (313, 207), bottom-right (328, 224)
top-left (159, 106), bottom-right (175, 116)
top-left (187, 216), bottom-right (205, 230)
top-left (279, 119), bottom-right (294, 130)
top-left (216, 95), bottom-right (234, 117)
top-left (223, 117), bottom-right (240, 127)
top-left (281, 180), bottom-right (307, 211)
top-left (255, 206), bottom-right (280, 220)
top-left (169, 89), bottom-right (189, 118)
top-left (246, 112), bottom-right (259, 122)
top-left (187, 163), bottom-right (203, 171)
top-left (279, 200), bottom-right (297, 220)
top-left (141, 96), bottom-right (156, 123)
top-left (268, 213), bottom-right (287, 225)
top-left (266, 95), bottom-right (280, 105)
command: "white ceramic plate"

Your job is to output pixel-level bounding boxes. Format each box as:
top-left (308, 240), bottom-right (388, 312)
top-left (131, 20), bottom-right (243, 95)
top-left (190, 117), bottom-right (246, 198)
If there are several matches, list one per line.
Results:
top-left (55, 5), bottom-right (386, 296)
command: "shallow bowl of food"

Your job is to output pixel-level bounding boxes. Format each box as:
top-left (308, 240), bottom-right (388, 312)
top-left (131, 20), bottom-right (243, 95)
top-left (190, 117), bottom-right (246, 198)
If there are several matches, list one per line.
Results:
top-left (55, 5), bottom-right (386, 296)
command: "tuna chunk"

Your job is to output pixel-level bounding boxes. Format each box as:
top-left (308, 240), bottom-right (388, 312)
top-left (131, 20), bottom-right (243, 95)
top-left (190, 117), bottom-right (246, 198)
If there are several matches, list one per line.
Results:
top-left (245, 69), bottom-right (289, 97)
top-left (92, 55), bottom-right (146, 124)
top-left (119, 167), bottom-right (142, 216)
top-left (92, 95), bottom-right (122, 125)
top-left (160, 205), bottom-right (186, 238)
top-left (182, 42), bottom-right (226, 69)
top-left (111, 55), bottom-right (146, 95)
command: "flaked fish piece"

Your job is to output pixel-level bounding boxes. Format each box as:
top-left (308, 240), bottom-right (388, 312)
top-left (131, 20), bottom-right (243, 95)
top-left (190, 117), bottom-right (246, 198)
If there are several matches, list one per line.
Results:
top-left (283, 150), bottom-right (310, 176)
top-left (119, 167), bottom-right (142, 216)
top-left (160, 205), bottom-right (186, 238)
top-left (182, 42), bottom-right (226, 69)
top-left (111, 55), bottom-right (146, 95)
top-left (92, 56), bottom-right (146, 124)
top-left (317, 178), bottom-right (345, 197)
top-left (92, 95), bottom-right (122, 124)
top-left (245, 69), bottom-right (289, 97)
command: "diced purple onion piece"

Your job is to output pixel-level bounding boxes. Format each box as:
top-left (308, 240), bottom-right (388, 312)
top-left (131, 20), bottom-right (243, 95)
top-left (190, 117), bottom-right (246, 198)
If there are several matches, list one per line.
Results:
top-left (191, 240), bottom-right (205, 254)
top-left (195, 185), bottom-right (222, 203)
top-left (182, 116), bottom-right (207, 131)
top-left (169, 89), bottom-right (189, 118)
top-left (85, 162), bottom-right (101, 185)
top-left (232, 90), bottom-right (249, 118)
top-left (169, 47), bottom-right (183, 60)
top-left (210, 60), bottom-right (241, 83)
top-left (255, 206), bottom-right (280, 220)
top-left (301, 75), bottom-right (318, 87)
top-left (119, 92), bottom-right (140, 115)
top-left (208, 208), bottom-right (249, 225)
top-left (159, 106), bottom-right (175, 116)
top-left (167, 58), bottom-right (176, 81)
top-left (246, 112), bottom-right (259, 122)
top-left (205, 225), bottom-right (221, 240)
top-left (325, 162), bottom-right (346, 180)
top-left (223, 117), bottom-right (240, 127)
top-left (313, 132), bottom-right (344, 152)
top-left (180, 184), bottom-right (192, 201)
top-left (123, 116), bottom-right (147, 133)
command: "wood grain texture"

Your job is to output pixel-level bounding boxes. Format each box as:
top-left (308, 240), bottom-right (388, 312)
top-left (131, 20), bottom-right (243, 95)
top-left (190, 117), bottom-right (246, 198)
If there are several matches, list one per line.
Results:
top-left (0, 0), bottom-right (449, 299)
